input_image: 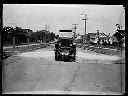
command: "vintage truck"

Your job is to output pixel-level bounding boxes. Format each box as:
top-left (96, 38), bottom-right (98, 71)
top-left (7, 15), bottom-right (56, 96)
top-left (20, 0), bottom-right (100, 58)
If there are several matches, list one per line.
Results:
top-left (54, 30), bottom-right (76, 62)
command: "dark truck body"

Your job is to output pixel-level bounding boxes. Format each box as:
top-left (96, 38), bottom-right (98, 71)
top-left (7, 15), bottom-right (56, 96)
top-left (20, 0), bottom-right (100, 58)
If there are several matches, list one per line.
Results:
top-left (54, 30), bottom-right (76, 62)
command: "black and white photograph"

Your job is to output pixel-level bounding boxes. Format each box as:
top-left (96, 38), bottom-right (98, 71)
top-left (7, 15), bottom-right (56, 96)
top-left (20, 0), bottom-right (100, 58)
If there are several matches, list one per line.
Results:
top-left (2, 4), bottom-right (125, 95)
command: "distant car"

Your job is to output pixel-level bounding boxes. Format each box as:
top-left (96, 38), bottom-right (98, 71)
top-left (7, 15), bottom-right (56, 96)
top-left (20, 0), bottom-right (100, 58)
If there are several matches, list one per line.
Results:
top-left (54, 37), bottom-right (76, 62)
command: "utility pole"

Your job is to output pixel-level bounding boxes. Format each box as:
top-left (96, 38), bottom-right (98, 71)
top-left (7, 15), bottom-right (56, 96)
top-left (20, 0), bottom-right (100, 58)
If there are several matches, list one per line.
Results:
top-left (48, 24), bottom-right (50, 32)
top-left (47, 24), bottom-right (50, 42)
top-left (97, 30), bottom-right (100, 45)
top-left (46, 24), bottom-right (50, 32)
top-left (45, 24), bottom-right (47, 31)
top-left (72, 24), bottom-right (78, 42)
top-left (81, 14), bottom-right (89, 46)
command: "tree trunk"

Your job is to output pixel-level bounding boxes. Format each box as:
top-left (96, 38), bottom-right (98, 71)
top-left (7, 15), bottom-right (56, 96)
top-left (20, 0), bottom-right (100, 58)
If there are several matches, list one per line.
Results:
top-left (27, 37), bottom-right (29, 45)
top-left (13, 37), bottom-right (15, 49)
top-left (43, 36), bottom-right (45, 43)
top-left (16, 38), bottom-right (19, 47)
top-left (27, 37), bottom-right (29, 50)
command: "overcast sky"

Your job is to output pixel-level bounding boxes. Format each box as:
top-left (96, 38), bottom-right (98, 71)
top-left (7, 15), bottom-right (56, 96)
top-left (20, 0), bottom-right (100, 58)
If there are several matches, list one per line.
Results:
top-left (3, 4), bottom-right (125, 35)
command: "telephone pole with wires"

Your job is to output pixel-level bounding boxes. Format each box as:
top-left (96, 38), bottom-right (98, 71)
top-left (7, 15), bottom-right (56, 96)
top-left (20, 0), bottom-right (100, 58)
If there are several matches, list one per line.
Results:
top-left (81, 14), bottom-right (89, 46)
top-left (72, 24), bottom-right (78, 41)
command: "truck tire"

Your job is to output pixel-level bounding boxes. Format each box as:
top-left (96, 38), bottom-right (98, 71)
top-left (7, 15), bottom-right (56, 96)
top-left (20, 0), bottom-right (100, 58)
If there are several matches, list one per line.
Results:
top-left (73, 53), bottom-right (76, 62)
top-left (55, 51), bottom-right (59, 61)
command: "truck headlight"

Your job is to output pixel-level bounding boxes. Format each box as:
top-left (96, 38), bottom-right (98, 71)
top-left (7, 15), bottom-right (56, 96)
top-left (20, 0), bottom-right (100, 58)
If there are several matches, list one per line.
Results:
top-left (73, 43), bottom-right (76, 45)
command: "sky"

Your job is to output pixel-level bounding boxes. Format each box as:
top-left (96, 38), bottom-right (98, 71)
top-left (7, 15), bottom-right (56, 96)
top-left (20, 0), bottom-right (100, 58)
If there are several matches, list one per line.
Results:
top-left (3, 4), bottom-right (125, 35)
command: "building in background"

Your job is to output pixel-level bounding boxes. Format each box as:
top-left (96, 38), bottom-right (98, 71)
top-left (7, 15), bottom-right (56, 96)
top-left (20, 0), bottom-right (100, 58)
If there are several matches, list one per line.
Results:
top-left (87, 33), bottom-right (97, 44)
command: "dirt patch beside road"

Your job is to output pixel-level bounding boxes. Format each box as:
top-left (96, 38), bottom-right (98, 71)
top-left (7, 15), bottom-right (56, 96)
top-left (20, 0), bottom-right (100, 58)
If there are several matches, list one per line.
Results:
top-left (2, 43), bottom-right (48, 60)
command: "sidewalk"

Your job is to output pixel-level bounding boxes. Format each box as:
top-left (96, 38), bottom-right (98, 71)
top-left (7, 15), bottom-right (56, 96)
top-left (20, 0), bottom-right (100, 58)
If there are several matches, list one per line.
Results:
top-left (83, 45), bottom-right (125, 57)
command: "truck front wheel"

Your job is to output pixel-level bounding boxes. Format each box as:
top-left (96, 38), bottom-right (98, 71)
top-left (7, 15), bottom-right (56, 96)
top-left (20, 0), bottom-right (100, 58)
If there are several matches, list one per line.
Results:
top-left (55, 51), bottom-right (59, 61)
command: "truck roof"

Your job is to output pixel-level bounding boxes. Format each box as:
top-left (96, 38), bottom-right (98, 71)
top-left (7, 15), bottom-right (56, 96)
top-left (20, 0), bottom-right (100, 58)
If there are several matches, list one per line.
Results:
top-left (59, 30), bottom-right (72, 32)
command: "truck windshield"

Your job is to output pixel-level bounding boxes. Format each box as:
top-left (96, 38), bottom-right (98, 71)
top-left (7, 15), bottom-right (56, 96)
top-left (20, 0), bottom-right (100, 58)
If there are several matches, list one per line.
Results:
top-left (59, 32), bottom-right (73, 38)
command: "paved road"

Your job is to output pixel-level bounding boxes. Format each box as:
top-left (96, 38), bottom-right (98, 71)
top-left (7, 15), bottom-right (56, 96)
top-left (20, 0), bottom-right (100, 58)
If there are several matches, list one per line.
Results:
top-left (2, 45), bottom-right (124, 95)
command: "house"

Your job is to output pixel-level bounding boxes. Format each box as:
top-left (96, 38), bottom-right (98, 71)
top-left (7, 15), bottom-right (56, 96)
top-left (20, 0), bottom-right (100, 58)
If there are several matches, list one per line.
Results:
top-left (87, 33), bottom-right (97, 43)
top-left (75, 35), bottom-right (84, 44)
top-left (76, 35), bottom-right (82, 39)
top-left (109, 36), bottom-right (117, 43)
top-left (112, 29), bottom-right (125, 47)
top-left (87, 32), bottom-right (109, 44)
top-left (113, 29), bottom-right (125, 41)
top-left (98, 33), bottom-right (110, 44)
top-left (117, 29), bottom-right (125, 36)
top-left (88, 33), bottom-right (97, 39)
top-left (113, 32), bottom-right (123, 41)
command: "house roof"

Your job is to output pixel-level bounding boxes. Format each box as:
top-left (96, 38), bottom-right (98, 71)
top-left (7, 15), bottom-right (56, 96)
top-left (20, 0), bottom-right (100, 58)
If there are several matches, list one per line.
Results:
top-left (88, 33), bottom-right (97, 36)
top-left (99, 33), bottom-right (109, 37)
top-left (113, 32), bottom-right (124, 40)
top-left (99, 37), bottom-right (109, 40)
top-left (88, 33), bottom-right (97, 38)
top-left (117, 29), bottom-right (125, 36)
top-left (59, 30), bottom-right (72, 32)
top-left (113, 32), bottom-right (124, 37)
top-left (88, 32), bottom-right (109, 38)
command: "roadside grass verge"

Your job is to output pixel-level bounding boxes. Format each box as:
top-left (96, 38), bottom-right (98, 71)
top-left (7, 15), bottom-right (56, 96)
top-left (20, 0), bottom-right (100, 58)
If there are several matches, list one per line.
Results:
top-left (82, 44), bottom-right (125, 64)
top-left (83, 44), bottom-right (125, 57)
top-left (2, 43), bottom-right (48, 60)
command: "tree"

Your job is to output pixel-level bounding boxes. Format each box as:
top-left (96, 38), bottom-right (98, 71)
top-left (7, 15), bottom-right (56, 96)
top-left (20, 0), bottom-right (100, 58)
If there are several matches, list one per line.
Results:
top-left (115, 24), bottom-right (123, 51)
top-left (55, 34), bottom-right (59, 39)
top-left (116, 24), bottom-right (122, 30)
top-left (27, 29), bottom-right (56, 43)
top-left (3, 27), bottom-right (13, 46)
